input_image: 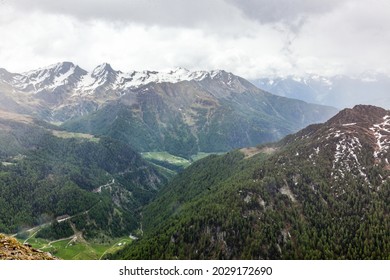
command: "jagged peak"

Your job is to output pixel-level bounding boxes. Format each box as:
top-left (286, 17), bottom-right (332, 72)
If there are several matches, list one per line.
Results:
top-left (23, 61), bottom-right (77, 75)
top-left (56, 61), bottom-right (76, 69)
top-left (92, 63), bottom-right (115, 76)
top-left (170, 67), bottom-right (190, 74)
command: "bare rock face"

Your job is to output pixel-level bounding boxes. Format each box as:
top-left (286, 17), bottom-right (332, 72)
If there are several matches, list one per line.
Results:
top-left (0, 234), bottom-right (57, 260)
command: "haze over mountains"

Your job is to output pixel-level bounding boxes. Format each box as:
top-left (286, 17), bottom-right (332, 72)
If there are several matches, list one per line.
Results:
top-left (253, 74), bottom-right (390, 109)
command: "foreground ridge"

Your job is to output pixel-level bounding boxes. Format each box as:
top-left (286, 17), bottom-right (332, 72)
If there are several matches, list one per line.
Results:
top-left (0, 234), bottom-right (57, 260)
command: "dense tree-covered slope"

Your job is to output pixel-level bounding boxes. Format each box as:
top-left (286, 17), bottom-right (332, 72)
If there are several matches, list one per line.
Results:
top-left (0, 111), bottom-right (165, 239)
top-left (111, 105), bottom-right (389, 259)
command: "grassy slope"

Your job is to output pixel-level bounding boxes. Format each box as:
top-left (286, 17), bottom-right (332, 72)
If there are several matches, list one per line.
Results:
top-left (19, 234), bottom-right (133, 260)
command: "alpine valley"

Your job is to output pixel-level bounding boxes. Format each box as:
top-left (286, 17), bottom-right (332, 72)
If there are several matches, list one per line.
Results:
top-left (0, 109), bottom-right (164, 259)
top-left (1, 62), bottom-right (387, 260)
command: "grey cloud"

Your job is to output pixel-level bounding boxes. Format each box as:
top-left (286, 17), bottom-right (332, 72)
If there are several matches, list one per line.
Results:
top-left (7, 0), bottom-right (241, 27)
top-left (222, 0), bottom-right (352, 72)
top-left (7, 0), bottom-right (345, 30)
top-left (7, 0), bottom-right (356, 43)
top-left (2, 0), bottom-right (389, 78)
top-left (227, 0), bottom-right (345, 24)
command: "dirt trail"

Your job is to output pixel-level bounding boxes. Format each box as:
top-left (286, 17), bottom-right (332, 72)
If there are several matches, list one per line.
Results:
top-left (93, 178), bottom-right (115, 193)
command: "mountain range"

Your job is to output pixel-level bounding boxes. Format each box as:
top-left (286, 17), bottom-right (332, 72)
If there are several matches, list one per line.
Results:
top-left (252, 74), bottom-right (390, 109)
top-left (0, 62), bottom-right (337, 158)
top-left (2, 62), bottom-right (387, 260)
top-left (111, 105), bottom-right (389, 259)
top-left (0, 62), bottom-right (339, 258)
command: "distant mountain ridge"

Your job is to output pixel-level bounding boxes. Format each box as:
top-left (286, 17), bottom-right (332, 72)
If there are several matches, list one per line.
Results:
top-left (0, 62), bottom-right (338, 158)
top-left (252, 74), bottom-right (390, 109)
top-left (1, 62), bottom-right (235, 95)
top-left (0, 62), bottom-right (240, 121)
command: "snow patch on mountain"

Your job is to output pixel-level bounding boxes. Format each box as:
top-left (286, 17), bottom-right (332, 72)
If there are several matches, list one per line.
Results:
top-left (50, 66), bottom-right (76, 88)
top-left (114, 67), bottom-right (225, 89)
top-left (331, 134), bottom-right (367, 182)
top-left (76, 66), bottom-right (227, 94)
top-left (9, 62), bottom-right (82, 92)
top-left (370, 115), bottom-right (390, 160)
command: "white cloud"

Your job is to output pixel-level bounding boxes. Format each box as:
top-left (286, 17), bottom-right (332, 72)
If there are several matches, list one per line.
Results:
top-left (7, 0), bottom-right (244, 29)
top-left (292, 0), bottom-right (390, 76)
top-left (227, 0), bottom-right (343, 25)
top-left (1, 0), bottom-right (389, 79)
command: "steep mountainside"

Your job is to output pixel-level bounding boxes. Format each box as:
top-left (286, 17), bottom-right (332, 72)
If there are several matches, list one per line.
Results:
top-left (0, 111), bottom-right (164, 239)
top-left (1, 63), bottom-right (337, 158)
top-left (253, 75), bottom-right (390, 109)
top-left (111, 105), bottom-right (389, 260)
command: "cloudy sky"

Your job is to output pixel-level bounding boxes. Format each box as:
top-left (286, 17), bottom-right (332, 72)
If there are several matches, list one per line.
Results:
top-left (1, 0), bottom-right (389, 78)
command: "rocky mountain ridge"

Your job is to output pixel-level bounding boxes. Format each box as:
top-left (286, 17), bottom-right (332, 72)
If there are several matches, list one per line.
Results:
top-left (1, 62), bottom-right (234, 96)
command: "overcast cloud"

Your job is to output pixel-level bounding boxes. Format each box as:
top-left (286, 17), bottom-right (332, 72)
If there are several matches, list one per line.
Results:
top-left (1, 0), bottom-right (390, 79)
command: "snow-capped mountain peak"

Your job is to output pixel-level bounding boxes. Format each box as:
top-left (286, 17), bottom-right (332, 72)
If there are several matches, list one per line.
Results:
top-left (170, 67), bottom-right (190, 75)
top-left (75, 66), bottom-right (229, 93)
top-left (8, 62), bottom-right (87, 92)
top-left (91, 63), bottom-right (115, 78)
top-left (0, 68), bottom-right (16, 83)
top-left (23, 62), bottom-right (76, 78)
top-left (1, 62), bottom-right (236, 96)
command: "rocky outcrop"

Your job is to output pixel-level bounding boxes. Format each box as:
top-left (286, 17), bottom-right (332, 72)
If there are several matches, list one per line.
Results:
top-left (0, 234), bottom-right (57, 260)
